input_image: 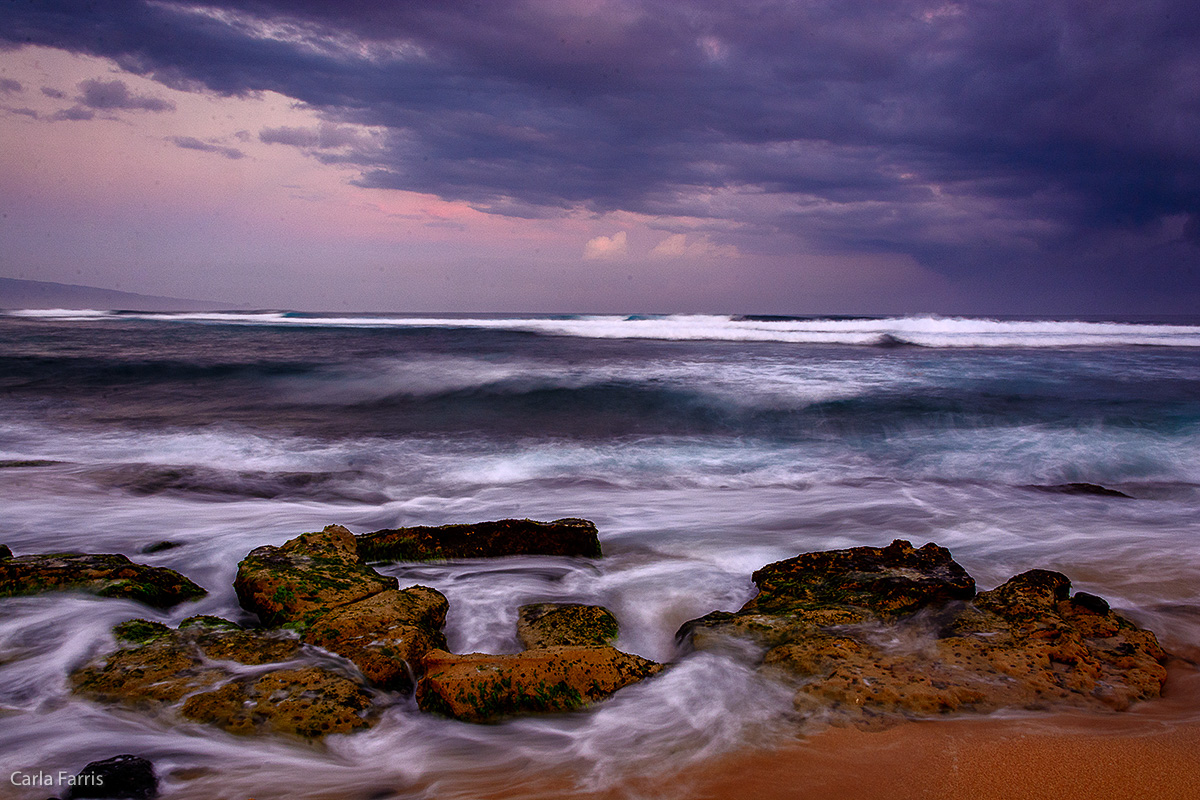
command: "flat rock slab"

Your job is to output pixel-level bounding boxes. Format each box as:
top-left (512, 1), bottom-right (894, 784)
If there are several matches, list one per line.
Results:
top-left (357, 518), bottom-right (602, 563)
top-left (517, 603), bottom-right (619, 649)
top-left (71, 617), bottom-right (380, 738)
top-left (0, 551), bottom-right (206, 609)
top-left (417, 646), bottom-right (662, 723)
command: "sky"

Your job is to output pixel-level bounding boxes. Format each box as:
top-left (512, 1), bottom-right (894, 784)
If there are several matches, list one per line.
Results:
top-left (1, 0), bottom-right (1198, 314)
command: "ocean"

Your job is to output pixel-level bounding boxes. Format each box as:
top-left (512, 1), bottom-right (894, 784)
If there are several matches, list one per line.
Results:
top-left (1, 310), bottom-right (1199, 799)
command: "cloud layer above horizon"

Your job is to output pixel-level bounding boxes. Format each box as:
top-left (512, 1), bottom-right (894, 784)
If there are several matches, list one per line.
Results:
top-left (2, 0), bottom-right (1199, 312)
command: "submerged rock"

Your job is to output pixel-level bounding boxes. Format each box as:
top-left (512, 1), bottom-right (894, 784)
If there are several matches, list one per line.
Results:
top-left (1028, 482), bottom-right (1134, 499)
top-left (680, 540), bottom-right (1168, 725)
top-left (357, 518), bottom-right (602, 563)
top-left (181, 666), bottom-right (375, 738)
top-left (0, 551), bottom-right (206, 608)
top-left (234, 525), bottom-right (449, 690)
top-left (71, 617), bottom-right (379, 738)
top-left (63, 754), bottom-right (158, 800)
top-left (517, 603), bottom-right (619, 649)
top-left (418, 602), bottom-right (660, 722)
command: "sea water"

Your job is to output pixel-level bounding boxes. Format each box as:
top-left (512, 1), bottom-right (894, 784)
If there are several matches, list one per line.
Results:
top-left (1, 311), bottom-right (1198, 799)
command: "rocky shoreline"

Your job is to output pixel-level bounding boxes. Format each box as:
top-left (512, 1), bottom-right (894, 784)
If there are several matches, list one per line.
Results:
top-left (0, 518), bottom-right (1170, 744)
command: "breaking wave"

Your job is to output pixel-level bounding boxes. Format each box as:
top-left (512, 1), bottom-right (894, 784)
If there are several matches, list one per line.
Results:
top-left (8, 311), bottom-right (1200, 347)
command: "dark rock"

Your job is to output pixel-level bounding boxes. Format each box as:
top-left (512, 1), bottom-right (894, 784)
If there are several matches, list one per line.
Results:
top-left (0, 551), bottom-right (206, 608)
top-left (0, 544), bottom-right (11, 560)
top-left (746, 539), bottom-right (976, 617)
top-left (64, 754), bottom-right (157, 799)
top-left (357, 518), bottom-right (602, 563)
top-left (517, 603), bottom-right (619, 649)
top-left (0, 459), bottom-right (60, 468)
top-left (1071, 591), bottom-right (1111, 615)
top-left (680, 541), bottom-right (1168, 726)
top-left (1028, 483), bottom-right (1133, 499)
top-left (138, 541), bottom-right (179, 554)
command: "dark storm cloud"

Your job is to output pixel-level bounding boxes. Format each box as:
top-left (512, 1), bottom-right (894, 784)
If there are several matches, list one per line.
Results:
top-left (77, 77), bottom-right (174, 111)
top-left (169, 135), bottom-right (245, 159)
top-left (4, 0), bottom-right (1199, 296)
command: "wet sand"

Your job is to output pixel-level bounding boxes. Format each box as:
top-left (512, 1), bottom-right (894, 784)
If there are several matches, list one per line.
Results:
top-left (437, 660), bottom-right (1200, 800)
top-left (687, 660), bottom-right (1200, 800)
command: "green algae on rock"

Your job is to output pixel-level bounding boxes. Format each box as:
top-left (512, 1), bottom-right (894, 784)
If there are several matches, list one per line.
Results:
top-left (517, 603), bottom-right (620, 649)
top-left (417, 645), bottom-right (662, 723)
top-left (679, 540), bottom-right (1168, 726)
top-left (72, 617), bottom-right (380, 738)
top-left (234, 525), bottom-right (450, 691)
top-left (304, 586), bottom-right (449, 690)
top-left (357, 518), bottom-right (602, 563)
top-left (234, 525), bottom-right (398, 628)
top-left (418, 601), bottom-right (660, 722)
top-left (0, 550), bottom-right (206, 608)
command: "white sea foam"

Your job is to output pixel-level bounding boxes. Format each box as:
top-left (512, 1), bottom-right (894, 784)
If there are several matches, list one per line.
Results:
top-left (8, 310), bottom-right (1200, 347)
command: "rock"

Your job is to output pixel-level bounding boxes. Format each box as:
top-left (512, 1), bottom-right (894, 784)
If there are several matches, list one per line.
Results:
top-left (233, 526), bottom-right (450, 687)
top-left (72, 618), bottom-right (381, 739)
top-left (746, 539), bottom-right (976, 617)
top-left (180, 666), bottom-right (376, 738)
top-left (303, 586), bottom-right (449, 690)
top-left (357, 518), bottom-right (602, 563)
top-left (63, 754), bottom-right (158, 799)
top-left (417, 601), bottom-right (659, 722)
top-left (234, 525), bottom-right (397, 627)
top-left (517, 603), bottom-right (619, 649)
top-left (1028, 483), bottom-right (1133, 499)
top-left (0, 544), bottom-right (11, 560)
top-left (417, 646), bottom-right (662, 723)
top-left (138, 541), bottom-right (180, 554)
top-left (72, 619), bottom-right (302, 707)
top-left (0, 551), bottom-right (206, 608)
top-left (680, 541), bottom-right (1168, 725)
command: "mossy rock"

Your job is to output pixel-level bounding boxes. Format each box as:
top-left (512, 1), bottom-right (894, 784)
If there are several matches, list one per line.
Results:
top-left (234, 525), bottom-right (397, 627)
top-left (302, 586), bottom-right (449, 690)
top-left (517, 603), bottom-right (619, 649)
top-left (679, 541), bottom-right (1169, 725)
top-left (72, 618), bottom-right (377, 739)
top-left (357, 518), bottom-right (602, 564)
top-left (0, 551), bottom-right (206, 608)
top-left (416, 646), bottom-right (662, 723)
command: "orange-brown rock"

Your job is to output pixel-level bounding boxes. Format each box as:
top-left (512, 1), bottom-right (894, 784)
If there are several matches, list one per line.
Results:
top-left (71, 617), bottom-right (382, 739)
top-left (681, 541), bottom-right (1169, 726)
top-left (303, 586), bottom-right (449, 690)
top-left (516, 603), bottom-right (619, 649)
top-left (180, 666), bottom-right (376, 738)
top-left (234, 525), bottom-right (397, 627)
top-left (416, 645), bottom-right (661, 722)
